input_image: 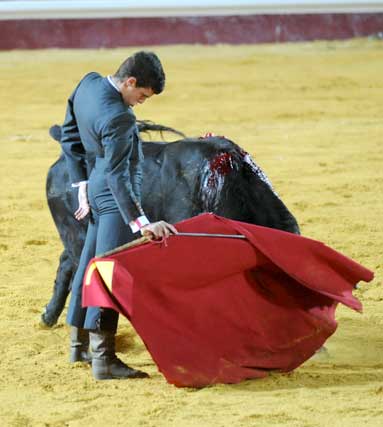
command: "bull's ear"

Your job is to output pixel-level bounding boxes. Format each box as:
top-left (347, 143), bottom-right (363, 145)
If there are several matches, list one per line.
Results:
top-left (49, 125), bottom-right (62, 142)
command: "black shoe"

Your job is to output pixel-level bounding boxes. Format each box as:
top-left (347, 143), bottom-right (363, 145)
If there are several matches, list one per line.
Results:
top-left (69, 326), bottom-right (91, 364)
top-left (92, 356), bottom-right (149, 380)
top-left (70, 348), bottom-right (92, 364)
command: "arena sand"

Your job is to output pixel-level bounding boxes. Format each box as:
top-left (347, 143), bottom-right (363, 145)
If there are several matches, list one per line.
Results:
top-left (0, 39), bottom-right (382, 427)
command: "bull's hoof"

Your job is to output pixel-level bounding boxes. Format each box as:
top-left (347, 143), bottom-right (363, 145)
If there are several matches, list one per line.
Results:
top-left (41, 307), bottom-right (59, 327)
top-left (310, 346), bottom-right (330, 361)
top-left (316, 346), bottom-right (329, 357)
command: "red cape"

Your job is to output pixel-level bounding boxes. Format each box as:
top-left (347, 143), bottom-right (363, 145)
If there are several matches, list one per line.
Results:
top-left (82, 213), bottom-right (373, 387)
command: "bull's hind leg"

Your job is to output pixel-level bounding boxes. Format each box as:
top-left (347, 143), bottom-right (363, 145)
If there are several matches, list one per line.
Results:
top-left (41, 249), bottom-right (74, 327)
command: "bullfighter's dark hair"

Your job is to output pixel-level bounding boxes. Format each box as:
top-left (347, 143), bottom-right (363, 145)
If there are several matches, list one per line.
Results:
top-left (114, 51), bottom-right (165, 94)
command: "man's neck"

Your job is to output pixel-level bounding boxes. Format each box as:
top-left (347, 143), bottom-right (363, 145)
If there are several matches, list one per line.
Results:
top-left (107, 75), bottom-right (121, 93)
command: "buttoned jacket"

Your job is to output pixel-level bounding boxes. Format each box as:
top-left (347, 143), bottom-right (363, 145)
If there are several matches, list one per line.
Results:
top-left (60, 72), bottom-right (144, 224)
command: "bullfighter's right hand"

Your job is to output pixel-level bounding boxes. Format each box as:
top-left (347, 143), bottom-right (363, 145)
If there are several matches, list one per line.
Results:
top-left (74, 182), bottom-right (90, 221)
top-left (141, 221), bottom-right (178, 240)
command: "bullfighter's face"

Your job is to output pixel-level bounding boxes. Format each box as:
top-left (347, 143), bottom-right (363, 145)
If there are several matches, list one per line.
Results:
top-left (120, 77), bottom-right (154, 107)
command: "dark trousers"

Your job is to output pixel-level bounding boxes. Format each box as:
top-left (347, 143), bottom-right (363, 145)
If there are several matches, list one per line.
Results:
top-left (66, 158), bottom-right (135, 331)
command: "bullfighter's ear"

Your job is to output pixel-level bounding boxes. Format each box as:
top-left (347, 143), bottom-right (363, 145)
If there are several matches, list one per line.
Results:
top-left (124, 76), bottom-right (137, 88)
top-left (49, 125), bottom-right (62, 142)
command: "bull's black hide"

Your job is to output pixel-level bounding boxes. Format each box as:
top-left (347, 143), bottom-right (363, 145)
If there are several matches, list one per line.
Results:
top-left (42, 123), bottom-right (299, 326)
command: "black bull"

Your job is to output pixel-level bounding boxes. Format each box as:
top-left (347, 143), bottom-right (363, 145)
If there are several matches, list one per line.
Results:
top-left (42, 123), bottom-right (300, 326)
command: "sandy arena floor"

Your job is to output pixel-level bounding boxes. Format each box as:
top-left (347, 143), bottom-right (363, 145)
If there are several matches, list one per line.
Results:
top-left (0, 39), bottom-right (382, 427)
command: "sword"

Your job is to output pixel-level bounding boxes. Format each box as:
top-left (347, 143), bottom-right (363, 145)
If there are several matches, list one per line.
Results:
top-left (99, 232), bottom-right (246, 257)
top-left (176, 232), bottom-right (246, 239)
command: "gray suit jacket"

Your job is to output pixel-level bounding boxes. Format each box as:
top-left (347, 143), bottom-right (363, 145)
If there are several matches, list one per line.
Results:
top-left (60, 72), bottom-right (145, 224)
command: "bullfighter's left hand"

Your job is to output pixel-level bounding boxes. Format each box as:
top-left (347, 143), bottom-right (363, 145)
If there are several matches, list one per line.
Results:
top-left (74, 182), bottom-right (90, 221)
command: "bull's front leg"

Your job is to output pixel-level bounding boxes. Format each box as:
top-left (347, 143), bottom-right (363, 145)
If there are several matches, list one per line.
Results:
top-left (41, 249), bottom-right (74, 327)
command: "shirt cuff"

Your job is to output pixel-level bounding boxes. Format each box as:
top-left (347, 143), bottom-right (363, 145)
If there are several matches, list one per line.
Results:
top-left (129, 215), bottom-right (150, 233)
top-left (71, 180), bottom-right (89, 188)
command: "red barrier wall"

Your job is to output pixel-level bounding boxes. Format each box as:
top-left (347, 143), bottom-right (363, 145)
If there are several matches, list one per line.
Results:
top-left (1, 13), bottom-right (382, 50)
